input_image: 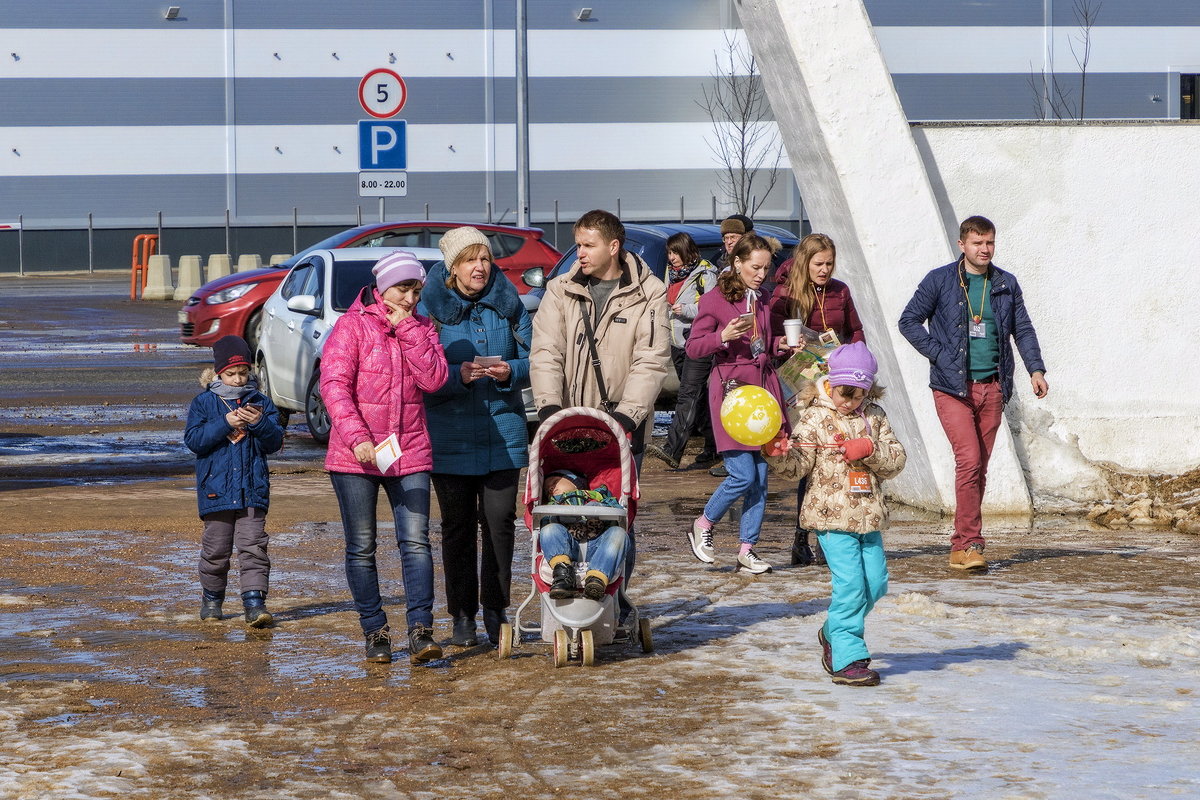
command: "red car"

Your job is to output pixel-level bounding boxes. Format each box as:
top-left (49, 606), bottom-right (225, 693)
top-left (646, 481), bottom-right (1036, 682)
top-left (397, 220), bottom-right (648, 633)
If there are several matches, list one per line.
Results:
top-left (179, 221), bottom-right (561, 350)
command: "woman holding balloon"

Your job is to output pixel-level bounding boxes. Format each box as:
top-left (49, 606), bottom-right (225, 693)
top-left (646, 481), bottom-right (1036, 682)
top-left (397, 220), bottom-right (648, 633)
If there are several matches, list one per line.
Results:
top-left (684, 234), bottom-right (789, 574)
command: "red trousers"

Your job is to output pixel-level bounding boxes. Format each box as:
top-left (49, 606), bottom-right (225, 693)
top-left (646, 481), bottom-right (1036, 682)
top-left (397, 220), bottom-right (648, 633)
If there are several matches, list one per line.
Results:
top-left (933, 382), bottom-right (1004, 551)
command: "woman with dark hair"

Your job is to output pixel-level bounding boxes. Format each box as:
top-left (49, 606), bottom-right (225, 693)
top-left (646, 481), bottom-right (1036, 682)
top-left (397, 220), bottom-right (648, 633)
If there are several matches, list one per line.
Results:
top-left (419, 226), bottom-right (532, 649)
top-left (646, 232), bottom-right (719, 470)
top-left (684, 234), bottom-right (790, 575)
top-left (769, 233), bottom-right (865, 567)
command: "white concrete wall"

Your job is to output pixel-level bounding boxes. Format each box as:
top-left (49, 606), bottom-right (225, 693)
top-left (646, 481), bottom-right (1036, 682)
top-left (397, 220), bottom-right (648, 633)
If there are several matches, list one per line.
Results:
top-left (740, 1), bottom-right (1200, 518)
top-left (913, 122), bottom-right (1200, 504)
top-left (738, 0), bottom-right (1032, 516)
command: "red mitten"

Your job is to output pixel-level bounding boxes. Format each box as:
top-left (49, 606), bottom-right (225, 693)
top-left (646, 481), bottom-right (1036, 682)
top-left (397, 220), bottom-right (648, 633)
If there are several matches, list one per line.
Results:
top-left (761, 431), bottom-right (791, 458)
top-left (840, 437), bottom-right (874, 462)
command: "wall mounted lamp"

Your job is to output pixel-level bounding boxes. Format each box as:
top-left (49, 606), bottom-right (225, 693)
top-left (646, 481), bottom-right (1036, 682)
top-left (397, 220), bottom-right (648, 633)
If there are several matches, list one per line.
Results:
top-left (577, 8), bottom-right (593, 21)
top-left (164, 6), bottom-right (181, 20)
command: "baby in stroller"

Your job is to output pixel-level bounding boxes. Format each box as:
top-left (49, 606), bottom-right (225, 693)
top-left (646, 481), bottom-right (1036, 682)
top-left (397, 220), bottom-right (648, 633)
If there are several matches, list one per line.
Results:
top-left (541, 469), bottom-right (629, 602)
top-left (506, 407), bottom-right (652, 664)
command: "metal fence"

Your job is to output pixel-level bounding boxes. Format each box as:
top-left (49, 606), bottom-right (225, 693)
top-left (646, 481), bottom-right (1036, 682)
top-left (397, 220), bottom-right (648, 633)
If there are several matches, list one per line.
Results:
top-left (1, 194), bottom-right (803, 275)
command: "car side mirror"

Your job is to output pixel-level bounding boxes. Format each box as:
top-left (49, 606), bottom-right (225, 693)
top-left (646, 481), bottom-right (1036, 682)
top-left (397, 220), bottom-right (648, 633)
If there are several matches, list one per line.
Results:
top-left (522, 267), bottom-right (545, 288)
top-left (286, 295), bottom-right (318, 314)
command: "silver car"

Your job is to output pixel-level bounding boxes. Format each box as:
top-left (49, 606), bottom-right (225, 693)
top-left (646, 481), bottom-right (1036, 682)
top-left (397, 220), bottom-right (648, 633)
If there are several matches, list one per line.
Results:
top-left (255, 246), bottom-right (443, 444)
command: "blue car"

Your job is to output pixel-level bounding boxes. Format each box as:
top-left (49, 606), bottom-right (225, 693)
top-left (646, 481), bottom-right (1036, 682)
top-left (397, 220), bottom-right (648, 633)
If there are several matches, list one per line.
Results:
top-left (523, 222), bottom-right (800, 313)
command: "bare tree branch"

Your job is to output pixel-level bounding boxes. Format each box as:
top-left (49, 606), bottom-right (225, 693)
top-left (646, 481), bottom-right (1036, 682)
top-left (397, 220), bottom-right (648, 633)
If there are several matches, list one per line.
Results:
top-left (697, 32), bottom-right (785, 216)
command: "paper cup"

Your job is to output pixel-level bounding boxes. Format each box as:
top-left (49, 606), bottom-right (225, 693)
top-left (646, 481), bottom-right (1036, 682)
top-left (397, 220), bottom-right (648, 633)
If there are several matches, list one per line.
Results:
top-left (783, 319), bottom-right (804, 347)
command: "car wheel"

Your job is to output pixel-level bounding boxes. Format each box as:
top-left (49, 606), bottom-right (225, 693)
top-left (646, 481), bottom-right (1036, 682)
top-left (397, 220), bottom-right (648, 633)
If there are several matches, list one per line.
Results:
top-left (305, 368), bottom-right (332, 445)
top-left (244, 308), bottom-right (264, 354)
top-left (256, 357), bottom-right (290, 428)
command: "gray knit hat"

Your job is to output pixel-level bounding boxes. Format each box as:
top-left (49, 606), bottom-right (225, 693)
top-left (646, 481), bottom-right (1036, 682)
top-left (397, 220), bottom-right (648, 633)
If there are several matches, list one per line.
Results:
top-left (438, 226), bottom-right (492, 268)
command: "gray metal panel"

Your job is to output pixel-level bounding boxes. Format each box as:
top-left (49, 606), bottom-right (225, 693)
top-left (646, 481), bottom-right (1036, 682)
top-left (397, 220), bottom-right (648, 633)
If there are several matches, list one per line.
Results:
top-left (0, 168), bottom-right (796, 227)
top-left (1, 79), bottom-right (225, 126)
top-left (3, 76), bottom-right (726, 126)
top-left (0, 0), bottom-right (226, 28)
top-left (525, 0), bottom-right (727, 29)
top-left (1051, 1), bottom-right (1200, 26)
top-left (863, 0), bottom-right (1044, 26)
top-left (894, 72), bottom-right (1171, 120)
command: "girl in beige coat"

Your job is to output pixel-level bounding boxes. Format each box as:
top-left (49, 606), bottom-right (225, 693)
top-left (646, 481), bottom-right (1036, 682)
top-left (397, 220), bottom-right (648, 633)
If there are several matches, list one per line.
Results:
top-left (764, 342), bottom-right (906, 686)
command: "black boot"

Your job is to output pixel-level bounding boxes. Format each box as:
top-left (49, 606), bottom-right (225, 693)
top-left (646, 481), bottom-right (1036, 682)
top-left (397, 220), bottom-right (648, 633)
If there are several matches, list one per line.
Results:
top-left (450, 615), bottom-right (478, 647)
top-left (482, 608), bottom-right (508, 647)
top-left (241, 590), bottom-right (273, 628)
top-left (200, 589), bottom-right (224, 621)
top-left (407, 625), bottom-right (443, 663)
top-left (365, 625), bottom-right (392, 663)
top-left (791, 528), bottom-right (815, 567)
top-left (549, 561), bottom-right (576, 599)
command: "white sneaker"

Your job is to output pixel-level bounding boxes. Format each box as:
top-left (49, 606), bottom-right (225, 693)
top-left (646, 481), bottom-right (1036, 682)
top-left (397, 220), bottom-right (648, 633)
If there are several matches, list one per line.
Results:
top-left (688, 519), bottom-right (716, 564)
top-left (736, 548), bottom-right (772, 574)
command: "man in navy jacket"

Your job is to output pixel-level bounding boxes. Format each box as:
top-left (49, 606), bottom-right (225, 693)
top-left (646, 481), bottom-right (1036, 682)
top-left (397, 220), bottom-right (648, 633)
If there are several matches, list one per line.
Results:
top-left (899, 216), bottom-right (1048, 571)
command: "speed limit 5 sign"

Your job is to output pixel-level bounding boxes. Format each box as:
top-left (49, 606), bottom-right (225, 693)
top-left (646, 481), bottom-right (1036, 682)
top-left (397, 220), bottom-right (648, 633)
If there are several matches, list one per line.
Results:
top-left (358, 68), bottom-right (407, 119)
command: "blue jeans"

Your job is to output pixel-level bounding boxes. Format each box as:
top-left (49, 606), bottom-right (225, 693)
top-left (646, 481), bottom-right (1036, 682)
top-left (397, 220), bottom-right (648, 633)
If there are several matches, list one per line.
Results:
top-left (329, 471), bottom-right (435, 634)
top-left (702, 450), bottom-right (769, 545)
top-left (818, 530), bottom-right (888, 671)
top-left (539, 522), bottom-right (629, 583)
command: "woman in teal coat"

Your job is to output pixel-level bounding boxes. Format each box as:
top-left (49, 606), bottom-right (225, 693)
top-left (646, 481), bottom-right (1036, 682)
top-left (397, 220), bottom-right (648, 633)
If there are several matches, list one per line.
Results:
top-left (418, 227), bottom-right (532, 648)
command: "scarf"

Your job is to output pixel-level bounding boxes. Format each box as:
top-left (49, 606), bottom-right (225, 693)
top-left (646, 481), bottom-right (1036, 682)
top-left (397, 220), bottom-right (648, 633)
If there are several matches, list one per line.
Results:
top-left (668, 259), bottom-right (698, 286)
top-left (207, 377), bottom-right (258, 401)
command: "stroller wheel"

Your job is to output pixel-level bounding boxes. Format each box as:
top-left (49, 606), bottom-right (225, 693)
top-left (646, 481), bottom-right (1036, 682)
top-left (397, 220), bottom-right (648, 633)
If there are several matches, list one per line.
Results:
top-left (638, 618), bottom-right (654, 653)
top-left (581, 629), bottom-right (595, 667)
top-left (497, 623), bottom-right (514, 659)
top-left (552, 629), bottom-right (569, 668)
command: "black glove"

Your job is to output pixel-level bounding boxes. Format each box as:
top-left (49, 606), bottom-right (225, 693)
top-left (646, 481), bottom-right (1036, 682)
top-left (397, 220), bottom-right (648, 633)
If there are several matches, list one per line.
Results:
top-left (537, 405), bottom-right (562, 422)
top-left (611, 411), bottom-right (638, 434)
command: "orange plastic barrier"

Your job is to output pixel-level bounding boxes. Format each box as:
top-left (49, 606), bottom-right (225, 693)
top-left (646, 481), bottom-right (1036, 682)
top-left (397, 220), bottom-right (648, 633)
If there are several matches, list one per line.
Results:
top-left (130, 234), bottom-right (159, 299)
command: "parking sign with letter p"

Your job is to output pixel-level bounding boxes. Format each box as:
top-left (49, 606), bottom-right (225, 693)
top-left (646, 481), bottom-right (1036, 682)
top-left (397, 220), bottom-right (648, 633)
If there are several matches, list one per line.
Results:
top-left (358, 120), bottom-right (407, 170)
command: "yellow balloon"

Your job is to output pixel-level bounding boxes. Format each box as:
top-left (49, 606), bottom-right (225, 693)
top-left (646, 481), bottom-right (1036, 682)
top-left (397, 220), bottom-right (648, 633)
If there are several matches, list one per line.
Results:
top-left (719, 385), bottom-right (783, 446)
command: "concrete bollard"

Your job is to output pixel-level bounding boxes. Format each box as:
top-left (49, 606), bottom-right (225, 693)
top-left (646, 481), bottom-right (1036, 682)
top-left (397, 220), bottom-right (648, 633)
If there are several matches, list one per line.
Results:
top-left (174, 255), bottom-right (203, 301)
top-left (207, 254), bottom-right (233, 281)
top-left (142, 254), bottom-right (175, 301)
top-left (237, 254), bottom-right (263, 272)
top-left (269, 253), bottom-right (292, 265)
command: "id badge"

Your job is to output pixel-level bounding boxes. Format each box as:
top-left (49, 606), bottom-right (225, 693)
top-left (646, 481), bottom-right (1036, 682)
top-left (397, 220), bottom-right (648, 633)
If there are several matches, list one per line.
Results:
top-left (749, 334), bottom-right (766, 358)
top-left (818, 330), bottom-right (840, 347)
top-left (227, 428), bottom-right (247, 444)
top-left (848, 470), bottom-right (872, 494)
top-left (969, 320), bottom-right (986, 339)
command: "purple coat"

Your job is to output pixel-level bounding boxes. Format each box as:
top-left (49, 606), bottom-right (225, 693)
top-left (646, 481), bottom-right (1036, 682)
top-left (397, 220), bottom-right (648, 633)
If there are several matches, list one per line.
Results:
top-left (686, 290), bottom-right (787, 453)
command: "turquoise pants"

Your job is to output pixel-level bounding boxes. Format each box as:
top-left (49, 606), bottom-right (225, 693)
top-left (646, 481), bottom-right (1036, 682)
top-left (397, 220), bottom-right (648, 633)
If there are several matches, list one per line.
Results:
top-left (818, 530), bottom-right (888, 671)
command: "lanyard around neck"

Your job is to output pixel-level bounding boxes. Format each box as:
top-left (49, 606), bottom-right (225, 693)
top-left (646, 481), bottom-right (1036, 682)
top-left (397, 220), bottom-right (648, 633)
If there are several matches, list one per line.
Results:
top-left (958, 263), bottom-right (988, 324)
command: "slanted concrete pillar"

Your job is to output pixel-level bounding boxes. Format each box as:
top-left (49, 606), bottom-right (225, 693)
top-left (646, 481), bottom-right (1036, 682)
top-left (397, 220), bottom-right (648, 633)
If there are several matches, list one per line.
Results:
top-left (174, 255), bottom-right (203, 301)
top-left (269, 253), bottom-right (291, 265)
top-left (207, 254), bottom-right (232, 280)
top-left (738, 0), bottom-right (1031, 517)
top-left (141, 254), bottom-right (175, 301)
top-left (236, 254), bottom-right (263, 272)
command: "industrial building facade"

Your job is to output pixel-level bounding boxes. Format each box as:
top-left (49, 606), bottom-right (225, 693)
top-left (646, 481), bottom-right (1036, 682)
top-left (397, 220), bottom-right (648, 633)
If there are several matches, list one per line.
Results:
top-left (1, 0), bottom-right (1196, 266)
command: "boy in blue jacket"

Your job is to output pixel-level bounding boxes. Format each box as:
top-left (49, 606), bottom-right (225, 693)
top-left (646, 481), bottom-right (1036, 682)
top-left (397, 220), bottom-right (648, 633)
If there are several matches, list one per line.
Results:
top-left (184, 336), bottom-right (285, 626)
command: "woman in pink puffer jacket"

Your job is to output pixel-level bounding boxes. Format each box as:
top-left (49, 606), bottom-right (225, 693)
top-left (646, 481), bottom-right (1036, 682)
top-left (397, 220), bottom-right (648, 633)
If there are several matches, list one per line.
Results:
top-left (320, 250), bottom-right (449, 665)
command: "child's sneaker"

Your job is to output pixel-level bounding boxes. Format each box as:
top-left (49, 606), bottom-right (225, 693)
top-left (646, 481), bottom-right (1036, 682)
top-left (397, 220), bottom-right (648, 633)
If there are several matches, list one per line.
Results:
top-left (830, 659), bottom-right (880, 686)
top-left (241, 590), bottom-right (272, 628)
top-left (688, 518), bottom-right (716, 563)
top-left (549, 561), bottom-right (577, 599)
top-left (736, 548), bottom-right (772, 574)
top-left (582, 575), bottom-right (607, 601)
top-left (817, 627), bottom-right (833, 675)
top-left (200, 591), bottom-right (224, 622)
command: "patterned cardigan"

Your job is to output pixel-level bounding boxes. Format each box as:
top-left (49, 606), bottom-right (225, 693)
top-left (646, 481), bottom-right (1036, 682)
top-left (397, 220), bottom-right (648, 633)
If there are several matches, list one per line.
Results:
top-left (765, 377), bottom-right (907, 534)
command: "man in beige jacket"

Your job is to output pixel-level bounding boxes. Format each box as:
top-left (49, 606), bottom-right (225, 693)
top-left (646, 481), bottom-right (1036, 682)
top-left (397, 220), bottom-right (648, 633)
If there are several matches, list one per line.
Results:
top-left (530, 209), bottom-right (670, 455)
